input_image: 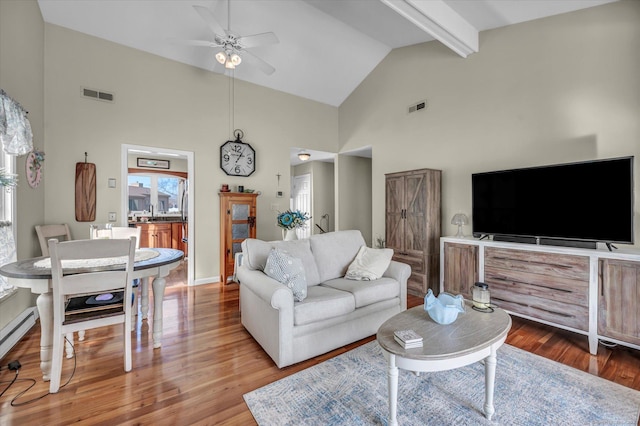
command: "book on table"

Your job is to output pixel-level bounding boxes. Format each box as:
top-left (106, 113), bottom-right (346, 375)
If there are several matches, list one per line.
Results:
top-left (394, 330), bottom-right (423, 348)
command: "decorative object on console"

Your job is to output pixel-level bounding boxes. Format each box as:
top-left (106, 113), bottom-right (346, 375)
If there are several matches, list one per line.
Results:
top-left (451, 213), bottom-right (468, 238)
top-left (472, 282), bottom-right (493, 313)
top-left (424, 289), bottom-right (465, 324)
top-left (26, 149), bottom-right (44, 188)
top-left (220, 129), bottom-right (256, 177)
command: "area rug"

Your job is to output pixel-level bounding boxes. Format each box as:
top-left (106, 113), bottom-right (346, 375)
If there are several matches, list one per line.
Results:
top-left (244, 341), bottom-right (640, 425)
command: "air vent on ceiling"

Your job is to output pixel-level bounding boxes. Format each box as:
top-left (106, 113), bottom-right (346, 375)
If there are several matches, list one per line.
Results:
top-left (408, 99), bottom-right (427, 114)
top-left (81, 87), bottom-right (115, 103)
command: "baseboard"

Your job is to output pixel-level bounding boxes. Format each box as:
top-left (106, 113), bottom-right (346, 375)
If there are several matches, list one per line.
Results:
top-left (0, 307), bottom-right (38, 360)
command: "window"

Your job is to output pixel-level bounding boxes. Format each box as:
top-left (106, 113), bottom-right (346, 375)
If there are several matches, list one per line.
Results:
top-left (0, 151), bottom-right (15, 222)
top-left (128, 173), bottom-right (186, 216)
top-left (0, 151), bottom-right (16, 299)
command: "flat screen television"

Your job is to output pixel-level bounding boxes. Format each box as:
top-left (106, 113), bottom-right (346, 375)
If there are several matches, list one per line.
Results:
top-left (472, 156), bottom-right (634, 248)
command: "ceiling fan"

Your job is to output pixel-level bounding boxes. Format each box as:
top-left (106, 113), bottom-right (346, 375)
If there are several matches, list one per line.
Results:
top-left (183, 3), bottom-right (279, 75)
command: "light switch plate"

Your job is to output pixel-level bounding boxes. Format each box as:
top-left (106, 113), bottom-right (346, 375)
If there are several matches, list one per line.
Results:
top-left (108, 212), bottom-right (117, 222)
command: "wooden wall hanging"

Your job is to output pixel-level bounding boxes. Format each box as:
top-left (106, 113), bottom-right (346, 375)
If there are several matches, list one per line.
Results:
top-left (75, 153), bottom-right (96, 222)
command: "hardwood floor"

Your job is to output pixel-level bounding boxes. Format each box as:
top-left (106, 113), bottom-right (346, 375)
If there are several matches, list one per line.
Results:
top-left (1, 264), bottom-right (639, 425)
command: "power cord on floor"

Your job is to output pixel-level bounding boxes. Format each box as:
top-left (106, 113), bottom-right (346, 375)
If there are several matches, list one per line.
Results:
top-left (0, 336), bottom-right (77, 406)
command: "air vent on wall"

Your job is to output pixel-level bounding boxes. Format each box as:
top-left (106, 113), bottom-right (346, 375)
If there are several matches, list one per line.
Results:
top-left (81, 87), bottom-right (115, 103)
top-left (408, 99), bottom-right (427, 114)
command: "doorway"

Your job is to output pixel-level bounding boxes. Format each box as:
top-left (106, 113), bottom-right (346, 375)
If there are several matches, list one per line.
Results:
top-left (121, 144), bottom-right (195, 286)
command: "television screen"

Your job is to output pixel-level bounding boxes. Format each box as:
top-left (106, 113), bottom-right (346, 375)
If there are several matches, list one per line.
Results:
top-left (472, 157), bottom-right (634, 244)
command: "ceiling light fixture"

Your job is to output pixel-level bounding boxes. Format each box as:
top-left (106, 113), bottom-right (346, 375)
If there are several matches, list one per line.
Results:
top-left (298, 152), bottom-right (311, 161)
top-left (216, 49), bottom-right (242, 69)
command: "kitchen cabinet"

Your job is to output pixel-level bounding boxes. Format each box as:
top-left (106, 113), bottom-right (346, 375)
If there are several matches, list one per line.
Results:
top-left (136, 222), bottom-right (184, 250)
top-left (385, 168), bottom-right (441, 297)
top-left (220, 192), bottom-right (258, 284)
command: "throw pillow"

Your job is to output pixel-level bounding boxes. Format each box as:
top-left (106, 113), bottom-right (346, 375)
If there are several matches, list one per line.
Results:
top-left (345, 245), bottom-right (393, 281)
top-left (265, 248), bottom-right (307, 301)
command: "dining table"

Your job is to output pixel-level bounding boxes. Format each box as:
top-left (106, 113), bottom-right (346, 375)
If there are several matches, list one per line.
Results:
top-left (0, 247), bottom-right (184, 381)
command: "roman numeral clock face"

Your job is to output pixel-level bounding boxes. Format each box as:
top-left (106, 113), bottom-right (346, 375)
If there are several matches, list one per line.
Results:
top-left (220, 140), bottom-right (256, 177)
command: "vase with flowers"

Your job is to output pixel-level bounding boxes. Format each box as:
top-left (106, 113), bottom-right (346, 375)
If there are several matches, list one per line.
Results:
top-left (276, 209), bottom-right (311, 240)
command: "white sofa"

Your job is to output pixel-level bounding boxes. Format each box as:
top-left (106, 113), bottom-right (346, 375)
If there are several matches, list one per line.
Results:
top-left (237, 230), bottom-right (410, 368)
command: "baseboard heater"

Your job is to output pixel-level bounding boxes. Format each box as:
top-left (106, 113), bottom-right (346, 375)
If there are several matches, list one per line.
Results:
top-left (0, 307), bottom-right (38, 360)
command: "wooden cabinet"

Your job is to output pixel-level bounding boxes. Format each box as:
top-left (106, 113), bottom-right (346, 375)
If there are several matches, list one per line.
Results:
top-left (137, 223), bottom-right (172, 248)
top-left (220, 192), bottom-right (258, 284)
top-left (484, 247), bottom-right (589, 331)
top-left (135, 222), bottom-right (185, 254)
top-left (171, 222), bottom-right (188, 256)
top-left (385, 168), bottom-right (441, 297)
top-left (598, 259), bottom-right (640, 346)
top-left (442, 242), bottom-right (478, 300)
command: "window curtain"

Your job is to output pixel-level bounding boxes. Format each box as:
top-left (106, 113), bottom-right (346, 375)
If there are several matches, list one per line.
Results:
top-left (0, 221), bottom-right (17, 300)
top-left (0, 89), bottom-right (33, 156)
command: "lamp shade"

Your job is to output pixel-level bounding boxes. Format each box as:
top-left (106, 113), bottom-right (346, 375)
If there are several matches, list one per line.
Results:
top-left (451, 213), bottom-right (469, 225)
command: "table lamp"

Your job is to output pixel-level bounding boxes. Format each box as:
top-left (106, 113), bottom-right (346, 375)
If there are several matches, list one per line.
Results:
top-left (451, 213), bottom-right (469, 238)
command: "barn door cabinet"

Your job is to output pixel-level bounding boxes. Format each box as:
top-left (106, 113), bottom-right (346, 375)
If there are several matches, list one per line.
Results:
top-left (385, 168), bottom-right (441, 297)
top-left (440, 236), bottom-right (640, 355)
top-left (219, 192), bottom-right (258, 284)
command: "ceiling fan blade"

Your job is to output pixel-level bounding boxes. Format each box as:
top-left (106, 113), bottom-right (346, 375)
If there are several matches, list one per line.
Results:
top-left (173, 39), bottom-right (221, 48)
top-left (241, 49), bottom-right (276, 76)
top-left (238, 32), bottom-right (279, 49)
top-left (193, 5), bottom-right (226, 38)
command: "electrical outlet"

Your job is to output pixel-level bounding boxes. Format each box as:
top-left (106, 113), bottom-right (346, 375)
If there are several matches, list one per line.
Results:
top-left (271, 203), bottom-right (279, 212)
top-left (108, 212), bottom-right (117, 222)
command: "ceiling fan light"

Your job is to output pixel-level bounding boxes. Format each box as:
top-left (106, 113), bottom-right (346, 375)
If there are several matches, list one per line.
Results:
top-left (230, 53), bottom-right (242, 66)
top-left (224, 59), bottom-right (236, 69)
top-left (298, 152), bottom-right (311, 161)
top-left (215, 51), bottom-right (227, 65)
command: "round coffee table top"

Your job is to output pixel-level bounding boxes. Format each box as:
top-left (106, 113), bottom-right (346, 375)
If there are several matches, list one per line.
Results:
top-left (377, 302), bottom-right (512, 361)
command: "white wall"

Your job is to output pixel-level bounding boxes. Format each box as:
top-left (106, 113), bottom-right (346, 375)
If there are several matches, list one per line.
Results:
top-left (337, 155), bottom-right (372, 245)
top-left (43, 24), bottom-right (338, 283)
top-left (0, 0), bottom-right (45, 329)
top-left (339, 1), bottom-right (640, 248)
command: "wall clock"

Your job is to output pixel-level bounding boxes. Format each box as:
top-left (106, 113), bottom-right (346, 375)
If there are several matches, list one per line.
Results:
top-left (26, 150), bottom-right (45, 188)
top-left (220, 130), bottom-right (256, 177)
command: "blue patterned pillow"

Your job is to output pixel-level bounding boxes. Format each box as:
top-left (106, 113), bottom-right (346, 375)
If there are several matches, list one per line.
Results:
top-left (265, 248), bottom-right (307, 302)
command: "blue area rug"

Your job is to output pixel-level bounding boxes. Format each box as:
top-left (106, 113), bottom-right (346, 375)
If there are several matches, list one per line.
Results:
top-left (244, 341), bottom-right (640, 425)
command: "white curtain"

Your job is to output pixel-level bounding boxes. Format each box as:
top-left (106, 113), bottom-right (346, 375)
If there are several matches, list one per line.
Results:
top-left (0, 89), bottom-right (33, 156)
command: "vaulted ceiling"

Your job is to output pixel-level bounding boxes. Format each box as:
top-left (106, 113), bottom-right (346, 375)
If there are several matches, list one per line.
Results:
top-left (37, 0), bottom-right (615, 107)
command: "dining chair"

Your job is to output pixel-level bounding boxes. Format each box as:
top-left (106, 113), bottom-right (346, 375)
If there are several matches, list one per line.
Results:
top-left (47, 237), bottom-right (136, 393)
top-left (36, 223), bottom-right (84, 354)
top-left (35, 224), bottom-right (72, 256)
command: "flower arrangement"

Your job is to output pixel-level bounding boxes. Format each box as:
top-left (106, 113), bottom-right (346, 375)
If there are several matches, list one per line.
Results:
top-left (276, 209), bottom-right (311, 230)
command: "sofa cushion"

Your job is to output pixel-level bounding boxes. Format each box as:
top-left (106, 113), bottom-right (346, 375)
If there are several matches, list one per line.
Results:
top-left (345, 246), bottom-right (394, 281)
top-left (309, 230), bottom-right (366, 283)
top-left (293, 285), bottom-right (355, 326)
top-left (242, 238), bottom-right (321, 286)
top-left (265, 249), bottom-right (307, 302)
top-left (321, 277), bottom-right (400, 309)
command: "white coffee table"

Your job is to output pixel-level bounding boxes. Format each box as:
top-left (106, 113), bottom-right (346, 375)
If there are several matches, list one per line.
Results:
top-left (377, 302), bottom-right (512, 425)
